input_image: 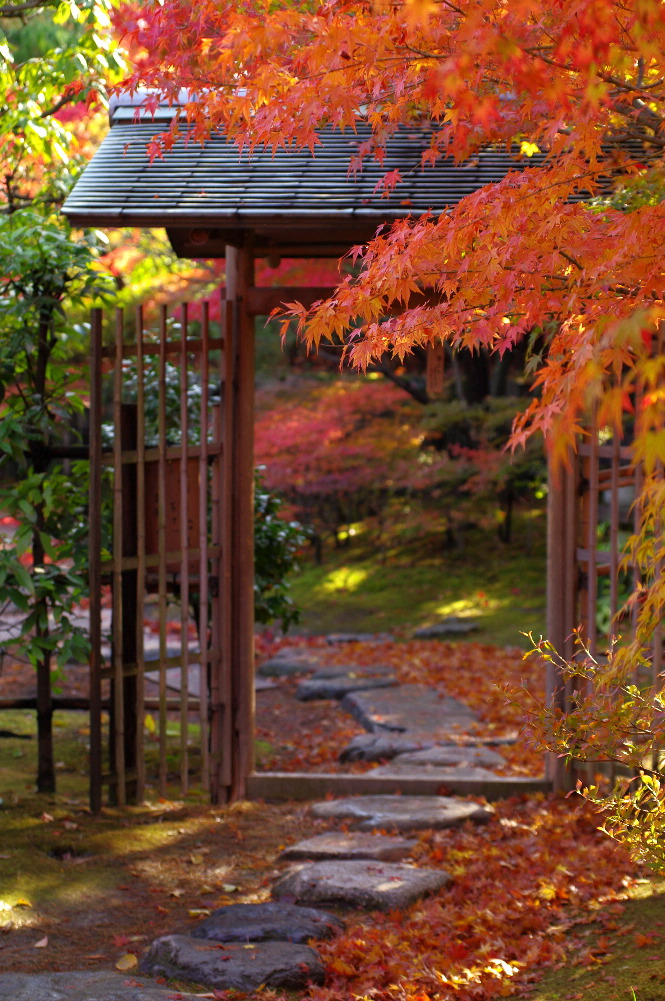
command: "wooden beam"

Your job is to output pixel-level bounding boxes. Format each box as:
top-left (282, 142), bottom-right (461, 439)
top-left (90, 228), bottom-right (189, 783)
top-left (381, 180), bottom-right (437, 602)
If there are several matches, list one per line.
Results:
top-left (246, 771), bottom-right (551, 802)
top-left (246, 286), bottom-right (336, 316)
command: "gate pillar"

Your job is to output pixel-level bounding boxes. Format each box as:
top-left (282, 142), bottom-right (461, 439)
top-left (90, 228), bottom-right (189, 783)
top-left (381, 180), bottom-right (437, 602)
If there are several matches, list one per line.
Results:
top-left (209, 243), bottom-right (256, 803)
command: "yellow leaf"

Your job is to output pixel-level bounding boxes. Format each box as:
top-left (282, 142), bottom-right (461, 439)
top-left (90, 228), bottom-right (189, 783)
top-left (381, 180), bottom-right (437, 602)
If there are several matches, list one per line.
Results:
top-left (537, 881), bottom-right (557, 901)
top-left (14, 898), bottom-right (32, 908)
top-left (144, 714), bottom-right (156, 734)
top-left (520, 141), bottom-right (540, 157)
top-left (190, 853), bottom-right (203, 865)
top-left (188, 908), bottom-right (211, 918)
top-left (115, 953), bottom-right (138, 971)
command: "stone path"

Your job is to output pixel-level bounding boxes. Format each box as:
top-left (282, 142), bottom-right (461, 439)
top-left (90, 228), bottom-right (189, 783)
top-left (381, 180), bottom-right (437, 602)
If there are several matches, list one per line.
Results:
top-left (0, 640), bottom-right (546, 999)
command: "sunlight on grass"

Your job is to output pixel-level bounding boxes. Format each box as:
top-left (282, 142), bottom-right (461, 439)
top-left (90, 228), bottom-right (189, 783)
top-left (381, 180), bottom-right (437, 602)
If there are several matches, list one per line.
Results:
top-left (320, 565), bottom-right (369, 593)
top-left (433, 594), bottom-right (504, 618)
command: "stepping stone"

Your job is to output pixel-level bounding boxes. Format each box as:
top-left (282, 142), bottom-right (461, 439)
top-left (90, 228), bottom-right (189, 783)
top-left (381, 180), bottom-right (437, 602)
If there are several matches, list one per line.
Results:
top-left (310, 663), bottom-right (395, 678)
top-left (272, 860), bottom-right (450, 911)
top-left (366, 764), bottom-right (500, 782)
top-left (0, 971), bottom-right (203, 1001)
top-left (140, 936), bottom-right (324, 991)
top-left (393, 745), bottom-right (506, 768)
top-left (258, 649), bottom-right (320, 677)
top-left (310, 794), bottom-right (492, 831)
top-left (342, 684), bottom-right (477, 736)
top-left (190, 901), bottom-right (343, 943)
top-left (326, 632), bottom-right (394, 644)
top-left (280, 831), bottom-right (417, 862)
top-left (340, 733), bottom-right (436, 762)
top-left (297, 670), bottom-right (397, 701)
top-left (414, 618), bottom-right (478, 638)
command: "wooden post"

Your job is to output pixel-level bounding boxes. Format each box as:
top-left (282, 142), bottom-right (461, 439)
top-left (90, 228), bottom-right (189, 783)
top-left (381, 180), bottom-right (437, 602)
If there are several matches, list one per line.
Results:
top-left (231, 242), bottom-right (256, 798)
top-left (426, 342), bottom-right (445, 399)
top-left (546, 453), bottom-right (577, 792)
top-left (211, 243), bottom-right (256, 802)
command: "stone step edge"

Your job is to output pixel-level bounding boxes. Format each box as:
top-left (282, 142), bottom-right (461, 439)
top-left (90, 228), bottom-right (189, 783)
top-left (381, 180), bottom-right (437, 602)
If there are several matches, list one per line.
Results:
top-left (246, 771), bottom-right (551, 802)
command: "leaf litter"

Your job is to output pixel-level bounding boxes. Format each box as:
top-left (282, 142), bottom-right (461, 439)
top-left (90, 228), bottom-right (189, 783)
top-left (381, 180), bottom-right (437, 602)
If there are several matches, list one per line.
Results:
top-left (0, 637), bottom-right (646, 998)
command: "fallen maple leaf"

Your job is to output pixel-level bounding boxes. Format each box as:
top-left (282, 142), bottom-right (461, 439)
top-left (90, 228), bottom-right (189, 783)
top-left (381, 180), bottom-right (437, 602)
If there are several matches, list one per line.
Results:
top-left (115, 953), bottom-right (138, 971)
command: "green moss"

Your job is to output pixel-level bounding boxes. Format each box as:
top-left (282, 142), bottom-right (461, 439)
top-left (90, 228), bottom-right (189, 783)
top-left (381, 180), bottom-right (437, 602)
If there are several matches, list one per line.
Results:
top-left (288, 508), bottom-right (546, 647)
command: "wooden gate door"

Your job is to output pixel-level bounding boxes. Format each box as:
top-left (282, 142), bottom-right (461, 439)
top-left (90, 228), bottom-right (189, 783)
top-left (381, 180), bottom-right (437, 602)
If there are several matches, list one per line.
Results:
top-left (87, 273), bottom-right (255, 810)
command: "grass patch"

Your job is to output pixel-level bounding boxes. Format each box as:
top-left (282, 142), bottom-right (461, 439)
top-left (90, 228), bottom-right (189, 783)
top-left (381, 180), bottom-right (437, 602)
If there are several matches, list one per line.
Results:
top-left (288, 507), bottom-right (547, 647)
top-left (524, 879), bottom-right (665, 1001)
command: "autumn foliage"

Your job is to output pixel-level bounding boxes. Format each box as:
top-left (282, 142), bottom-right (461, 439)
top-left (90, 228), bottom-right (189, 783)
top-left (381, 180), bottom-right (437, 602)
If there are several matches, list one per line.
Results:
top-left (114, 0), bottom-right (665, 864)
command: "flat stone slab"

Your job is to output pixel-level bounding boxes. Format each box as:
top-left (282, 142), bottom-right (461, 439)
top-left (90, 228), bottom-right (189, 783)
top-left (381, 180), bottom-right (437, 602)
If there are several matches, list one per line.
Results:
top-left (326, 632), bottom-right (394, 644)
top-left (310, 794), bottom-right (493, 831)
top-left (190, 901), bottom-right (343, 942)
top-left (140, 936), bottom-right (324, 991)
top-left (342, 684), bottom-right (478, 736)
top-left (297, 673), bottom-right (397, 701)
top-left (340, 733), bottom-right (436, 762)
top-left (0, 971), bottom-right (203, 1001)
top-left (272, 860), bottom-right (450, 911)
top-left (414, 617), bottom-right (478, 638)
top-left (280, 831), bottom-right (417, 862)
top-left (258, 650), bottom-right (320, 677)
top-left (393, 745), bottom-right (506, 768)
top-left (366, 764), bottom-right (500, 782)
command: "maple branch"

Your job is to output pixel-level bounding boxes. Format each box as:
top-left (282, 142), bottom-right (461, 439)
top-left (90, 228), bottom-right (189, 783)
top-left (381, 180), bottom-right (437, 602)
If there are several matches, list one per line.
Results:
top-left (39, 91), bottom-right (82, 120)
top-left (558, 250), bottom-right (584, 272)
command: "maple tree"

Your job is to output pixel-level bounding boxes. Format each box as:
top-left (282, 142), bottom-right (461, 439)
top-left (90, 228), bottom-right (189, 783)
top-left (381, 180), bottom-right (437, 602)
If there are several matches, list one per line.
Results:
top-left (116, 0), bottom-right (665, 864)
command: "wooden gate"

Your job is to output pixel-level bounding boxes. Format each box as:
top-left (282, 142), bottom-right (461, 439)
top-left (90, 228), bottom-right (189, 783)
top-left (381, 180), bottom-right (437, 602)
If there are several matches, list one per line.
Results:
top-left (547, 356), bottom-right (664, 788)
top-left (87, 264), bottom-right (256, 809)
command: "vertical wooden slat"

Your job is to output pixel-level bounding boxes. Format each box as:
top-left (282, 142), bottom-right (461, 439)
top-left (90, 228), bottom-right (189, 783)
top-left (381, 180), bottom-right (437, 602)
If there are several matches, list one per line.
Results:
top-left (561, 455), bottom-right (577, 664)
top-left (112, 308), bottom-right (126, 806)
top-left (135, 306), bottom-right (146, 802)
top-left (179, 304), bottom-right (190, 795)
top-left (88, 308), bottom-right (103, 813)
top-left (198, 302), bottom-right (210, 792)
top-left (609, 433), bottom-right (621, 642)
top-left (587, 413), bottom-right (599, 660)
top-left (157, 305), bottom-right (168, 796)
top-left (651, 324), bottom-right (664, 683)
top-left (210, 292), bottom-right (235, 802)
top-left (546, 453), bottom-right (576, 791)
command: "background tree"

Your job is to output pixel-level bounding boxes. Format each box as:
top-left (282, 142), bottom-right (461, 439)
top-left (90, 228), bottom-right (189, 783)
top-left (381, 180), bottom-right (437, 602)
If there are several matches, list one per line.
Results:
top-left (0, 0), bottom-right (123, 792)
top-left (118, 0), bottom-right (665, 864)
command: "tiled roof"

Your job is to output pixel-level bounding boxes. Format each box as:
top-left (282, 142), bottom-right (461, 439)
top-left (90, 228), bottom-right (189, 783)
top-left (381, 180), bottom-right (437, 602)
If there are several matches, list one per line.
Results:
top-left (62, 101), bottom-right (538, 255)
